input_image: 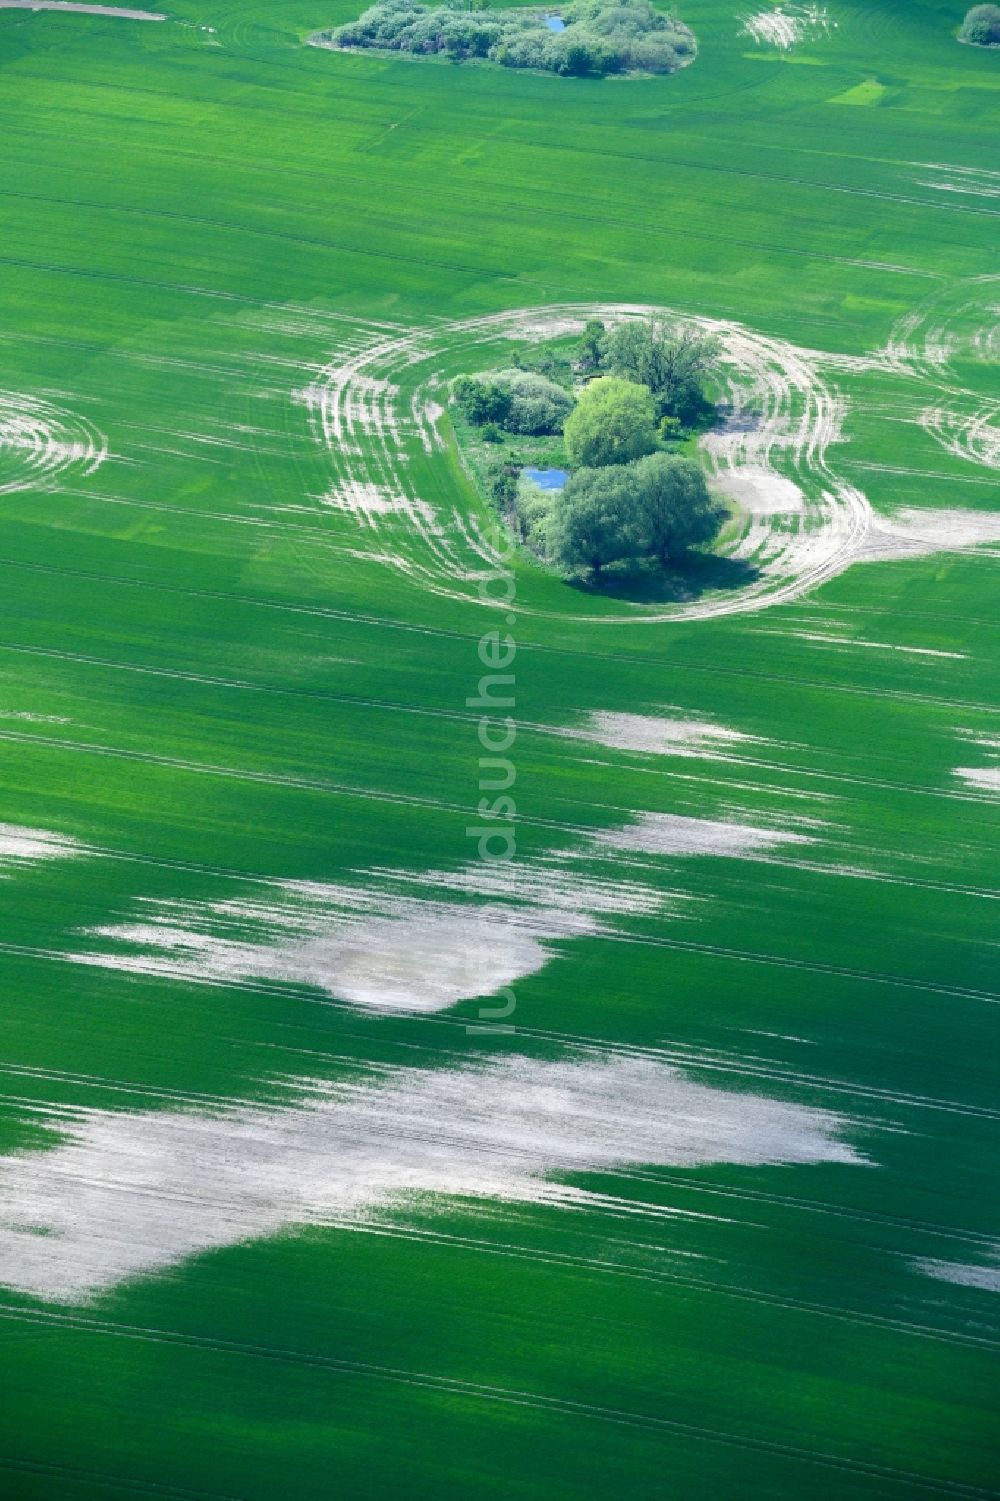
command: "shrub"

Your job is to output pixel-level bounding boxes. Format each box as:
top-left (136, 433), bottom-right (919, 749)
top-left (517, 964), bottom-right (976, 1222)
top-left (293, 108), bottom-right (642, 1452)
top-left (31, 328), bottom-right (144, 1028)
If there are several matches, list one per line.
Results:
top-left (493, 370), bottom-right (574, 435)
top-left (453, 370), bottom-right (572, 435)
top-left (453, 376), bottom-right (512, 426)
top-left (563, 376), bottom-right (657, 468)
top-left (486, 460), bottom-right (519, 509)
top-left (516, 476), bottom-right (557, 549)
top-left (960, 3), bottom-right (1000, 42)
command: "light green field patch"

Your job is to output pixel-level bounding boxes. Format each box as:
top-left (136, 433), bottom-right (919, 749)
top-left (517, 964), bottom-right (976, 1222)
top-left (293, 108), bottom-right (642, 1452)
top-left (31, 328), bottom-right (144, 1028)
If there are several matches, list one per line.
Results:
top-left (829, 77), bottom-right (887, 105)
top-left (742, 50), bottom-right (826, 63)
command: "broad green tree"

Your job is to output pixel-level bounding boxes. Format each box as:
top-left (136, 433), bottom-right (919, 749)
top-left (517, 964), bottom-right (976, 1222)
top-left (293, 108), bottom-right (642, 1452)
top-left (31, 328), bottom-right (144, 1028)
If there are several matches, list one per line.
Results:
top-left (547, 465), bottom-right (641, 576)
top-left (602, 318), bottom-right (719, 423)
top-left (630, 452), bottom-right (725, 565)
top-left (563, 376), bottom-right (657, 469)
top-left (545, 453), bottom-right (724, 576)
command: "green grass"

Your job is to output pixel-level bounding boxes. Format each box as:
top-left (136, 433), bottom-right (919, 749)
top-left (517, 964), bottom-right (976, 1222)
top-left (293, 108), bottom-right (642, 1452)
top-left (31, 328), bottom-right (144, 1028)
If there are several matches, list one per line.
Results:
top-left (0, 2), bottom-right (998, 1498)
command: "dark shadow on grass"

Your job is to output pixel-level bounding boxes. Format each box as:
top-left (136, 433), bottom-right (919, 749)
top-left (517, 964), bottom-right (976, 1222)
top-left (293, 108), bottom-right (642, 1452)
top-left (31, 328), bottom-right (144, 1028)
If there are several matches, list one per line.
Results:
top-left (565, 552), bottom-right (761, 605)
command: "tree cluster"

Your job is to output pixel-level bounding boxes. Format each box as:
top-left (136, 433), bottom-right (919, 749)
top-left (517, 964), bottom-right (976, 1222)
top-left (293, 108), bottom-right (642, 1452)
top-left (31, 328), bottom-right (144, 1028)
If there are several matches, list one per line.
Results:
top-left (549, 325), bottom-right (724, 575)
top-left (575, 315), bottom-right (720, 425)
top-left (960, 4), bottom-right (1000, 43)
top-left (453, 317), bottom-right (725, 582)
top-left (453, 369), bottom-right (573, 436)
top-left (547, 452), bottom-right (725, 575)
top-left (328, 0), bottom-right (695, 76)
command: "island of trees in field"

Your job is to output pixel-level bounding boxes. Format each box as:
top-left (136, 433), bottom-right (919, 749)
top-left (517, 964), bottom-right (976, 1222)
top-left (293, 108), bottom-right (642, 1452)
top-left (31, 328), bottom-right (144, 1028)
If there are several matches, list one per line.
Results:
top-left (959, 4), bottom-right (1000, 44)
top-left (452, 318), bottom-right (728, 581)
top-left (320, 0), bottom-right (695, 77)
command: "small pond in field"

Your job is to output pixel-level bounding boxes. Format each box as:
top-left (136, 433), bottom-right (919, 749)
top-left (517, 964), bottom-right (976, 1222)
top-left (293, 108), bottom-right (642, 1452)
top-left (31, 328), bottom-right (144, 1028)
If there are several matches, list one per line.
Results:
top-left (524, 467), bottom-right (568, 490)
top-left (545, 14), bottom-right (565, 30)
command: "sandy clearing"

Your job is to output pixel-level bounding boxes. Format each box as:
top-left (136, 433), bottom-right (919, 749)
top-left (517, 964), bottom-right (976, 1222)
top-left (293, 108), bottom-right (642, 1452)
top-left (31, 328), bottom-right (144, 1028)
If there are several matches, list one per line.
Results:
top-left (916, 163), bottom-right (1000, 201)
top-left (0, 822), bottom-right (82, 872)
top-left (321, 480), bottom-right (437, 528)
top-left (72, 904), bottom-right (569, 1013)
top-left (0, 1054), bottom-right (861, 1300)
top-left (555, 711), bottom-right (755, 759)
top-left (743, 9), bottom-right (800, 47)
top-left (0, 0), bottom-right (164, 14)
top-left (705, 462), bottom-right (804, 517)
top-left (857, 507), bottom-right (1000, 562)
top-left (66, 834), bottom-right (697, 1011)
top-left (742, 6), bottom-right (827, 49)
top-left (912, 1254), bottom-right (1000, 1293)
top-left (0, 710), bottom-right (71, 724)
top-left (954, 767), bottom-right (1000, 793)
top-left (593, 811), bottom-right (814, 859)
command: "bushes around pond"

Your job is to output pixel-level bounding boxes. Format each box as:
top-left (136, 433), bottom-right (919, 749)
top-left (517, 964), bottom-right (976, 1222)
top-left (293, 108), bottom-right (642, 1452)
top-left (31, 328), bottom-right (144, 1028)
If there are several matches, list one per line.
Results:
top-left (325, 0), bottom-right (695, 77)
top-left (451, 319), bottom-right (727, 581)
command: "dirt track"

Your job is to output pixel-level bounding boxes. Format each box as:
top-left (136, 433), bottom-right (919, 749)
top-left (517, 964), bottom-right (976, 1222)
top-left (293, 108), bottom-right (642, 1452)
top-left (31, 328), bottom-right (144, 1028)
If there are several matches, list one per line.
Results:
top-left (0, 1), bottom-right (165, 18)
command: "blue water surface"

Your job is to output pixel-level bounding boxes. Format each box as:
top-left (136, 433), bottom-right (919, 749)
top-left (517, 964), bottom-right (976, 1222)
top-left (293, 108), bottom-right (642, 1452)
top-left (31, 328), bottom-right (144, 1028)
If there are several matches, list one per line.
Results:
top-left (524, 467), bottom-right (568, 490)
top-left (545, 15), bottom-right (565, 30)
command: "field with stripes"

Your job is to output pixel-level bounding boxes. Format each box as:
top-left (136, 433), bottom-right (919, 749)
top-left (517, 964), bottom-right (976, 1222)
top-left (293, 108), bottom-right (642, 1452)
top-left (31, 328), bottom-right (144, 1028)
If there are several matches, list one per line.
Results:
top-left (0, 0), bottom-right (997, 1496)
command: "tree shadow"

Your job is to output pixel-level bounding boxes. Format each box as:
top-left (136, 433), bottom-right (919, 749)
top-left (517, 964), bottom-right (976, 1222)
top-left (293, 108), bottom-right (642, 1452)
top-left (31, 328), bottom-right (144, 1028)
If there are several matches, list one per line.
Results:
top-left (566, 553), bottom-right (761, 606)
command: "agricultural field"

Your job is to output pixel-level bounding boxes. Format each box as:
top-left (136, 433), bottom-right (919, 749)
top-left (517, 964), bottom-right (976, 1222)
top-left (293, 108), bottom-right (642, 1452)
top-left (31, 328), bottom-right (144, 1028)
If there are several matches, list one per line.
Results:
top-left (0, 0), bottom-right (997, 1497)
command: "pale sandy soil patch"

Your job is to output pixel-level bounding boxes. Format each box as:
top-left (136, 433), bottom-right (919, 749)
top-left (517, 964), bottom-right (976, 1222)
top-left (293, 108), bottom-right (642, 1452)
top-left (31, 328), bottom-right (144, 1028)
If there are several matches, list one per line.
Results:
top-left (706, 462), bottom-right (804, 517)
top-left (0, 1054), bottom-right (862, 1300)
top-left (593, 811), bottom-right (813, 859)
top-left (0, 711), bottom-right (71, 724)
top-left (555, 711), bottom-right (755, 759)
top-left (920, 403), bottom-right (1000, 470)
top-left (321, 481), bottom-right (436, 527)
top-left (372, 856), bottom-right (674, 920)
top-left (0, 823), bottom-right (82, 872)
top-left (742, 5), bottom-right (827, 49)
top-left (0, 1), bottom-right (164, 15)
top-left (68, 838), bottom-right (697, 1010)
top-left (72, 902), bottom-right (568, 1014)
top-left (912, 1254), bottom-right (1000, 1293)
top-left (916, 164), bottom-right (1000, 201)
top-left (857, 507), bottom-right (1000, 562)
top-left (954, 767), bottom-right (1000, 793)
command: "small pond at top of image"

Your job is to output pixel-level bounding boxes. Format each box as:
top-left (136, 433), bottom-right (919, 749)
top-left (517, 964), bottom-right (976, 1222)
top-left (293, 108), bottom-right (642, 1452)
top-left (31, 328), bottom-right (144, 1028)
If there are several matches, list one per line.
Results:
top-left (524, 467), bottom-right (568, 490)
top-left (545, 14), bottom-right (565, 30)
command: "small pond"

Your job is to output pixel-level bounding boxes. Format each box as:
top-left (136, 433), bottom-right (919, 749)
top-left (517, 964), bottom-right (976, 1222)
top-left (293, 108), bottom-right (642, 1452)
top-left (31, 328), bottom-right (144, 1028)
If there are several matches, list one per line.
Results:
top-left (545, 14), bottom-right (565, 30)
top-left (523, 466), bottom-right (568, 490)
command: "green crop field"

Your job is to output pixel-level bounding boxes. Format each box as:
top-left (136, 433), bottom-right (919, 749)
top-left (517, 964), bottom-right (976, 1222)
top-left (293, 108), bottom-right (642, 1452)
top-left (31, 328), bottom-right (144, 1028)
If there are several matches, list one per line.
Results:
top-left (0, 1), bottom-right (997, 1497)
